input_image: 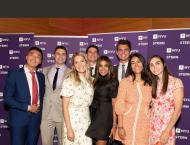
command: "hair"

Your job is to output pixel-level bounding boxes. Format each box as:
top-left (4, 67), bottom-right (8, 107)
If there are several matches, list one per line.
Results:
top-left (54, 45), bottom-right (67, 54)
top-left (147, 55), bottom-right (170, 98)
top-left (116, 39), bottom-right (132, 51)
top-left (70, 52), bottom-right (92, 85)
top-left (27, 47), bottom-right (43, 60)
top-left (86, 45), bottom-right (99, 54)
top-left (93, 56), bottom-right (115, 86)
top-left (126, 53), bottom-right (152, 86)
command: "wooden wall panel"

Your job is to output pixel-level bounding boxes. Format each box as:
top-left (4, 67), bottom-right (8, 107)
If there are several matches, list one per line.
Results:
top-left (0, 18), bottom-right (189, 35)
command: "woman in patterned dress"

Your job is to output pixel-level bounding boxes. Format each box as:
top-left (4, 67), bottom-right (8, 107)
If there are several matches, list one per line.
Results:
top-left (148, 55), bottom-right (184, 145)
top-left (61, 52), bottom-right (94, 145)
top-left (115, 53), bottom-right (152, 145)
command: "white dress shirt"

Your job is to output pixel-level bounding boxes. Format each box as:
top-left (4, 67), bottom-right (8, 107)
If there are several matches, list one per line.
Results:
top-left (24, 65), bottom-right (40, 106)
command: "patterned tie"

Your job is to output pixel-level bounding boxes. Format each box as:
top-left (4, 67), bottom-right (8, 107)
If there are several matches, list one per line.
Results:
top-left (121, 64), bottom-right (125, 79)
top-left (30, 72), bottom-right (38, 105)
top-left (52, 68), bottom-right (60, 90)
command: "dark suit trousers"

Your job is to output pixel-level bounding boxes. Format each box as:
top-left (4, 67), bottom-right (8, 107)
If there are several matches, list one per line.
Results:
top-left (11, 113), bottom-right (41, 145)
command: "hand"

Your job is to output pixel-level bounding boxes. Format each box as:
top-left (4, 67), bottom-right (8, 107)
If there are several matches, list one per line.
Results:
top-left (109, 126), bottom-right (117, 138)
top-left (28, 105), bottom-right (39, 113)
top-left (160, 130), bottom-right (170, 145)
top-left (118, 127), bottom-right (126, 140)
top-left (67, 128), bottom-right (75, 142)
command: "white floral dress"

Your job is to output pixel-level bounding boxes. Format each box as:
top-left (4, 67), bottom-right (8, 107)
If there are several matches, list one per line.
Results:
top-left (61, 77), bottom-right (94, 145)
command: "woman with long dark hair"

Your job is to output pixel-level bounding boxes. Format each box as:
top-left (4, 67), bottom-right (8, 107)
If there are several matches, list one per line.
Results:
top-left (115, 53), bottom-right (152, 145)
top-left (85, 56), bottom-right (119, 145)
top-left (148, 55), bottom-right (184, 145)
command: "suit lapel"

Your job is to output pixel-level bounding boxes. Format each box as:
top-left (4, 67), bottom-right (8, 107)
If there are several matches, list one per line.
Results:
top-left (20, 68), bottom-right (31, 99)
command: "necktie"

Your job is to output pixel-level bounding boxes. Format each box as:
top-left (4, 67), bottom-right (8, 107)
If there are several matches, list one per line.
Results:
top-left (30, 72), bottom-right (38, 105)
top-left (121, 64), bottom-right (125, 79)
top-left (53, 68), bottom-right (60, 90)
top-left (90, 67), bottom-right (93, 76)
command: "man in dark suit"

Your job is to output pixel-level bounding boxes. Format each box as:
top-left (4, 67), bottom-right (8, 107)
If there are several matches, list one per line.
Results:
top-left (86, 45), bottom-right (99, 77)
top-left (4, 47), bottom-right (45, 145)
top-left (114, 39), bottom-right (132, 81)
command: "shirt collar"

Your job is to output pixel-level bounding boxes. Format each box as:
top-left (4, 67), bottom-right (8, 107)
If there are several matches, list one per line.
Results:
top-left (24, 65), bottom-right (36, 73)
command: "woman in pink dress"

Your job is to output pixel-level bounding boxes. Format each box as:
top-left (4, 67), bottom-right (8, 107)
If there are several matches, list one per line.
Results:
top-left (148, 55), bottom-right (184, 145)
top-left (115, 53), bottom-right (152, 145)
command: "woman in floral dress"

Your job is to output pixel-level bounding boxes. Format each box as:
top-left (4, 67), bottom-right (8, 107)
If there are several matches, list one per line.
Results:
top-left (148, 55), bottom-right (184, 145)
top-left (61, 52), bottom-right (94, 145)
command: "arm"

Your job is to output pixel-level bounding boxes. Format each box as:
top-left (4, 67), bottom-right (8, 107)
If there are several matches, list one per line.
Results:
top-left (160, 87), bottom-right (184, 144)
top-left (115, 79), bottom-right (127, 140)
top-left (4, 70), bottom-right (28, 111)
top-left (62, 96), bottom-right (75, 141)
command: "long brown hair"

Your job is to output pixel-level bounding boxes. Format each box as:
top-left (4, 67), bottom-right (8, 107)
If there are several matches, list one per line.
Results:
top-left (147, 55), bottom-right (170, 98)
top-left (93, 56), bottom-right (115, 86)
top-left (70, 52), bottom-right (92, 85)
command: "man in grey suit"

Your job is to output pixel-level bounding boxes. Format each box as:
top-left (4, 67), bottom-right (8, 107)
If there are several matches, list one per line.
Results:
top-left (40, 46), bottom-right (71, 145)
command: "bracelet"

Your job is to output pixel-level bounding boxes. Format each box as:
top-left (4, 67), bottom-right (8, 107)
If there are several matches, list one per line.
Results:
top-left (113, 123), bottom-right (117, 127)
top-left (118, 126), bottom-right (123, 129)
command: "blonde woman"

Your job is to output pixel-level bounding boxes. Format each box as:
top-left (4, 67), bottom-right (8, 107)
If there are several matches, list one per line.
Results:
top-left (61, 52), bottom-right (94, 145)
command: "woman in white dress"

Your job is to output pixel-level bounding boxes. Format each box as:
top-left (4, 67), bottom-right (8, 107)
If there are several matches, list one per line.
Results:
top-left (61, 52), bottom-right (94, 145)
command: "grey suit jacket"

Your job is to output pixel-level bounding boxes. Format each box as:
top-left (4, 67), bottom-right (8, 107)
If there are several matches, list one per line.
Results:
top-left (41, 65), bottom-right (71, 122)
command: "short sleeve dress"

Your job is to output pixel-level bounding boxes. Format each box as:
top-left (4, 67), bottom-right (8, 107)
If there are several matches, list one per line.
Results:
top-left (61, 77), bottom-right (94, 145)
top-left (85, 76), bottom-right (119, 140)
top-left (149, 75), bottom-right (184, 145)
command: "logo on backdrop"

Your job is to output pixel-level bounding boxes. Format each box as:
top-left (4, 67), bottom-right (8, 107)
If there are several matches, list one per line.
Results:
top-left (57, 41), bottom-right (69, 46)
top-left (152, 34), bottom-right (166, 45)
top-left (178, 65), bottom-right (190, 77)
top-left (0, 65), bottom-right (9, 75)
top-left (35, 41), bottom-right (47, 46)
top-left (92, 37), bottom-right (103, 42)
top-left (138, 35), bottom-right (148, 46)
top-left (114, 36), bottom-right (126, 41)
top-left (166, 48), bottom-right (180, 60)
top-left (176, 127), bottom-right (189, 140)
top-left (179, 33), bottom-right (190, 45)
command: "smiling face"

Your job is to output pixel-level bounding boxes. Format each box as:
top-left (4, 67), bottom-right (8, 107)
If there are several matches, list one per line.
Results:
top-left (98, 60), bottom-right (109, 76)
top-left (54, 48), bottom-right (67, 65)
top-left (74, 55), bottom-right (87, 74)
top-left (116, 44), bottom-right (130, 63)
top-left (149, 57), bottom-right (164, 77)
top-left (131, 56), bottom-right (143, 74)
top-left (87, 47), bottom-right (99, 64)
top-left (26, 50), bottom-right (42, 69)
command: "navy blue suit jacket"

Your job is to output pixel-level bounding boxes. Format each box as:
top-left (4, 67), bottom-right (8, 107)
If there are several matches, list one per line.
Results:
top-left (3, 67), bottom-right (45, 127)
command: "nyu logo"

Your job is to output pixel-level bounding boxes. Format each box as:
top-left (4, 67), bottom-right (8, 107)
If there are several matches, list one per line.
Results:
top-left (79, 42), bottom-right (88, 46)
top-left (0, 92), bottom-right (3, 97)
top-left (153, 34), bottom-right (167, 40)
top-left (57, 41), bottom-right (69, 46)
top-left (69, 53), bottom-right (73, 58)
top-left (103, 50), bottom-right (115, 55)
top-left (9, 50), bottom-right (20, 55)
top-left (180, 33), bottom-right (190, 39)
top-left (47, 53), bottom-right (54, 58)
top-left (178, 65), bottom-right (190, 71)
top-left (35, 41), bottom-right (46, 45)
top-left (19, 37), bottom-right (31, 42)
top-left (114, 36), bottom-right (126, 41)
top-left (0, 38), bottom-right (9, 42)
top-left (0, 65), bottom-right (9, 69)
top-left (166, 48), bottom-right (180, 53)
top-left (176, 128), bottom-right (189, 134)
top-left (138, 35), bottom-right (148, 41)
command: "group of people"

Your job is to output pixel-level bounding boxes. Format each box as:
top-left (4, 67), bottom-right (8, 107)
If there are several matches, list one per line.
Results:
top-left (3, 39), bottom-right (184, 145)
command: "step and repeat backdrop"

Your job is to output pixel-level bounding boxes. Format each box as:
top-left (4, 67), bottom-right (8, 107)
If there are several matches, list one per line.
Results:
top-left (0, 28), bottom-right (189, 145)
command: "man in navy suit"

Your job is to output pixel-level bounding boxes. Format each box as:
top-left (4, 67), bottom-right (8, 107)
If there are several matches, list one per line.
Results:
top-left (4, 47), bottom-right (45, 145)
